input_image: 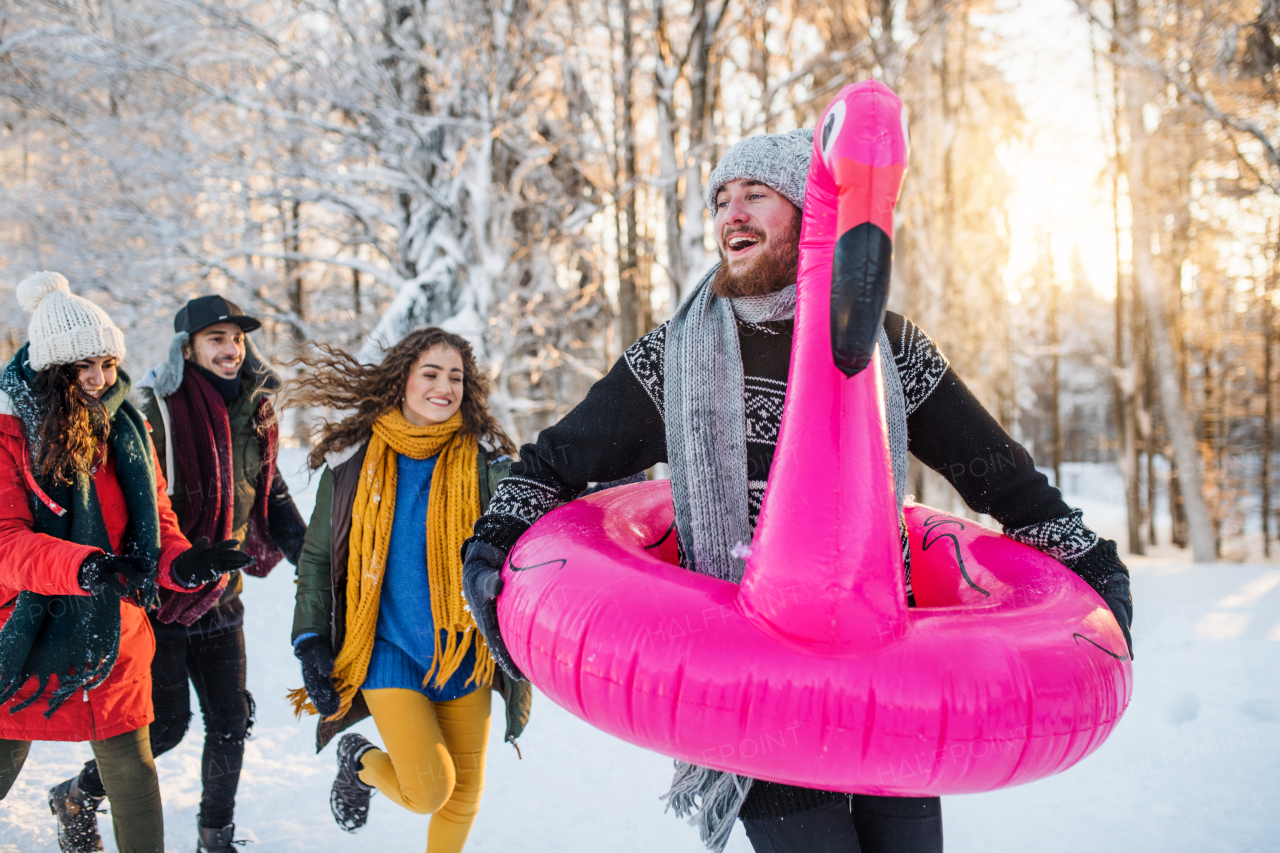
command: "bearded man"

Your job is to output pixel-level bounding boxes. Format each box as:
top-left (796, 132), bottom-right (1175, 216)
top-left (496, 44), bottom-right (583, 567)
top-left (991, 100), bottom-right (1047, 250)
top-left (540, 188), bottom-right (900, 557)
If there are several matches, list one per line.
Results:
top-left (462, 130), bottom-right (1133, 853)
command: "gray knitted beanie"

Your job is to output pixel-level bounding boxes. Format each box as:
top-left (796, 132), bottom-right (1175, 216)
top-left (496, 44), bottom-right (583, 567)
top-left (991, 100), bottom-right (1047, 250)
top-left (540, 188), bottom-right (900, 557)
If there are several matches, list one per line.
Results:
top-left (706, 128), bottom-right (815, 213)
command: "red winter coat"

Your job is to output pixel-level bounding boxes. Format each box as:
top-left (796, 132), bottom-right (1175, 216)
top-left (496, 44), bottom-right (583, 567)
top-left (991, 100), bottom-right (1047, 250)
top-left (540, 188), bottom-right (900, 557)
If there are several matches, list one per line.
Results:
top-left (0, 409), bottom-right (190, 742)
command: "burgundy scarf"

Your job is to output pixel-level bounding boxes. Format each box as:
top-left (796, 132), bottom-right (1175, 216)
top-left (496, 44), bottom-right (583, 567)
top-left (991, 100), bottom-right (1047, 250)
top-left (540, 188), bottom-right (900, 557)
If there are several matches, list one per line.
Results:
top-left (154, 364), bottom-right (282, 626)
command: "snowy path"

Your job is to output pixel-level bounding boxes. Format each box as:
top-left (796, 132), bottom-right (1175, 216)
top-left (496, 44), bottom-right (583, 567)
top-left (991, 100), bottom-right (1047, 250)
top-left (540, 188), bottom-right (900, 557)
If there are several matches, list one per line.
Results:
top-left (2, 455), bottom-right (1278, 852)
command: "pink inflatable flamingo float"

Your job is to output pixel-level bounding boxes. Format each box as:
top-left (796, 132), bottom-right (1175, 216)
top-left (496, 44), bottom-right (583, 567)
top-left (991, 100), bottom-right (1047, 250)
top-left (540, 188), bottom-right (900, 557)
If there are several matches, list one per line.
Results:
top-left (496, 81), bottom-right (1132, 795)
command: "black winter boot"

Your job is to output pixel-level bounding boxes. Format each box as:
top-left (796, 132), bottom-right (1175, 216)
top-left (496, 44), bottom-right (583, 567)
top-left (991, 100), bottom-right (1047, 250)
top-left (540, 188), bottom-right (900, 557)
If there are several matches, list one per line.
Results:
top-left (331, 733), bottom-right (376, 832)
top-left (196, 821), bottom-right (238, 853)
top-left (48, 776), bottom-right (105, 853)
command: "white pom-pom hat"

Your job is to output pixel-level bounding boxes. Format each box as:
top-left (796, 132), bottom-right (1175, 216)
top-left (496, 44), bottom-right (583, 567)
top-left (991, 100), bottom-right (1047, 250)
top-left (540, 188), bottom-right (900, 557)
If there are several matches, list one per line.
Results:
top-left (15, 271), bottom-right (126, 372)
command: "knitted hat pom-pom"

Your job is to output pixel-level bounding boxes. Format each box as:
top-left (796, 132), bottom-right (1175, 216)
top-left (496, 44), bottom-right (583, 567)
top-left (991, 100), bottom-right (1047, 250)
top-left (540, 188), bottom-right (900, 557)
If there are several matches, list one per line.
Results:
top-left (16, 271), bottom-right (71, 313)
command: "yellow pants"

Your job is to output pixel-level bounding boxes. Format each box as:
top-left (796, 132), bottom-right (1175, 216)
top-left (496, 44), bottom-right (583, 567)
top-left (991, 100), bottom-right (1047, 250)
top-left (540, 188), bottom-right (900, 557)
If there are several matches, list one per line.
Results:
top-left (359, 686), bottom-right (492, 853)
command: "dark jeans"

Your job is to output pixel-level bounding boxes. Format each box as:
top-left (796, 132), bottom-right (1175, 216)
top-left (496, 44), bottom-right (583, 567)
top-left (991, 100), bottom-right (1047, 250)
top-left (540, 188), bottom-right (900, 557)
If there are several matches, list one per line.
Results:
top-left (741, 795), bottom-right (943, 853)
top-left (81, 601), bottom-right (254, 830)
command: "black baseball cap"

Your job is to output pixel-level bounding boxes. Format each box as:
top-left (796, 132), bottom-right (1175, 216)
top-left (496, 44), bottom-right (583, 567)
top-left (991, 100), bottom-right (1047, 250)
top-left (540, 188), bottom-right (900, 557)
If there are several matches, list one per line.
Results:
top-left (174, 295), bottom-right (261, 336)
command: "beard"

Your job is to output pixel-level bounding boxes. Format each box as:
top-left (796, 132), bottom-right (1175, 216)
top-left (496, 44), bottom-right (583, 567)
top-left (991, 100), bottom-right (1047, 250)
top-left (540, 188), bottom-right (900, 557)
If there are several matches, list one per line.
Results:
top-left (712, 208), bottom-right (802, 299)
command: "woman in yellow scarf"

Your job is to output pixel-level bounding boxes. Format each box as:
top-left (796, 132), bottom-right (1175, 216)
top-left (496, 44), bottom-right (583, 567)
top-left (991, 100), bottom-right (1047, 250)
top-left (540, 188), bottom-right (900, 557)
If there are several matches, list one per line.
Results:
top-left (285, 328), bottom-right (523, 853)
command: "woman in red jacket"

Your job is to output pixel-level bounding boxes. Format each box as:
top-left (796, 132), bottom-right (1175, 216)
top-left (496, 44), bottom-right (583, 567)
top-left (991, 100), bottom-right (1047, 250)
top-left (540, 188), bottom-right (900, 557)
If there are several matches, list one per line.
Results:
top-left (0, 272), bottom-right (251, 853)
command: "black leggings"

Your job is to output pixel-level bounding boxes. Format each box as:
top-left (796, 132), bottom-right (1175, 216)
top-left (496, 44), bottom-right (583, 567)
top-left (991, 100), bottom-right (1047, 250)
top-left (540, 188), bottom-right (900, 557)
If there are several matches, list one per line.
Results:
top-left (741, 795), bottom-right (942, 853)
top-left (82, 606), bottom-right (253, 829)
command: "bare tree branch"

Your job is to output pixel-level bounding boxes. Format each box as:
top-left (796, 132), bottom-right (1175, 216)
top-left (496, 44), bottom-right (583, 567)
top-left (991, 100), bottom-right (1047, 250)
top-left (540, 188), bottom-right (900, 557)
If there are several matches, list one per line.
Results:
top-left (1072, 0), bottom-right (1280, 192)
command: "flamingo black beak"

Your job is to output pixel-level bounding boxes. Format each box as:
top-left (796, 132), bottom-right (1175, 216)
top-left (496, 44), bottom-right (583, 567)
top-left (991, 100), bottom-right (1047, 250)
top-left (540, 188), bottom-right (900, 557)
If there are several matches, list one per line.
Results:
top-left (830, 221), bottom-right (893, 378)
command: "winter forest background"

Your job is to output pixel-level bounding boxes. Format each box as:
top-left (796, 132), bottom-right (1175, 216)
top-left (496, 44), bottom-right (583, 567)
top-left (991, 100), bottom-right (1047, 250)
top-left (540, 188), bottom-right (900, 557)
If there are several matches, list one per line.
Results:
top-left (3, 0), bottom-right (1280, 565)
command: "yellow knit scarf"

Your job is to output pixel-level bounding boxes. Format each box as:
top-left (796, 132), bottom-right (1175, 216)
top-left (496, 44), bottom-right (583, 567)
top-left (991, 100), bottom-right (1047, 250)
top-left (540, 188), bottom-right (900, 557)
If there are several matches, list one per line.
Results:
top-left (323, 408), bottom-right (493, 721)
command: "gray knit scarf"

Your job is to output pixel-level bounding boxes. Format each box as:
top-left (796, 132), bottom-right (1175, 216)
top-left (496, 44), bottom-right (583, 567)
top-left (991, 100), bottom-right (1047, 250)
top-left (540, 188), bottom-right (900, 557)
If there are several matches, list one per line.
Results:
top-left (662, 264), bottom-right (908, 851)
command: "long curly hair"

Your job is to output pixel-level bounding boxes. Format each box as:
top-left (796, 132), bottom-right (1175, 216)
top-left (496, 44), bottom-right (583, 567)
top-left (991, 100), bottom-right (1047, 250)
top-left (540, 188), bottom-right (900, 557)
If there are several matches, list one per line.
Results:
top-left (32, 363), bottom-right (110, 485)
top-left (284, 328), bottom-right (516, 470)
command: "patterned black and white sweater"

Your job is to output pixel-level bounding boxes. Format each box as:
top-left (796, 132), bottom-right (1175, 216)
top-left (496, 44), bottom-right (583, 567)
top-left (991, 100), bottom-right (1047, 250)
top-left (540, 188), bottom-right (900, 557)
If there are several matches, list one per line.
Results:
top-left (470, 310), bottom-right (1124, 818)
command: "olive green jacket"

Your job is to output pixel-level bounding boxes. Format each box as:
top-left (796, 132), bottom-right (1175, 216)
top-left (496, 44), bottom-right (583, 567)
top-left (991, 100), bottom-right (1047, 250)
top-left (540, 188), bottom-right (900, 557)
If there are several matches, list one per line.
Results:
top-left (292, 444), bottom-right (531, 751)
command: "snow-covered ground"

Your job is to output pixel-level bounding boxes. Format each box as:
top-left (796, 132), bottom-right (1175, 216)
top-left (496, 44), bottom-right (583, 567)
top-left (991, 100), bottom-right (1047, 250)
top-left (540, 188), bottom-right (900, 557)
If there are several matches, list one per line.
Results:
top-left (2, 456), bottom-right (1278, 852)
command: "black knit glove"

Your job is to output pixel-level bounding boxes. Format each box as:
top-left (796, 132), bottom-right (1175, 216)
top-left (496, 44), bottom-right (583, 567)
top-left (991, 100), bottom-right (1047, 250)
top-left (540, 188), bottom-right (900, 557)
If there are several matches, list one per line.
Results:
top-left (78, 553), bottom-right (150, 598)
top-left (462, 540), bottom-right (525, 682)
top-left (1099, 570), bottom-right (1133, 660)
top-left (293, 635), bottom-right (340, 718)
top-left (1071, 540), bottom-right (1134, 660)
top-left (267, 474), bottom-right (307, 566)
top-left (171, 537), bottom-right (255, 590)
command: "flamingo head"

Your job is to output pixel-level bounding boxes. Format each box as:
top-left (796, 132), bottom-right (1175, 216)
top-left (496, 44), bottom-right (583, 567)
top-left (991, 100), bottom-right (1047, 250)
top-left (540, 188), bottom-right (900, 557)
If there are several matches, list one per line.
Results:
top-left (812, 81), bottom-right (910, 377)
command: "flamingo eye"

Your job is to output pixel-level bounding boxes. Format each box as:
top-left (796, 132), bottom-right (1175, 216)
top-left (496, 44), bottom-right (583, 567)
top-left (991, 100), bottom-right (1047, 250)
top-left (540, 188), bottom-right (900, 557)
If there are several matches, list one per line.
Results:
top-left (820, 100), bottom-right (847, 168)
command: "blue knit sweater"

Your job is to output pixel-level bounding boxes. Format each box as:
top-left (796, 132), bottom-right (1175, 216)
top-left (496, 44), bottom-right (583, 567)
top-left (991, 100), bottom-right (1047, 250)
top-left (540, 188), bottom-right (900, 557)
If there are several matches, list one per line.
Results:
top-left (361, 454), bottom-right (479, 701)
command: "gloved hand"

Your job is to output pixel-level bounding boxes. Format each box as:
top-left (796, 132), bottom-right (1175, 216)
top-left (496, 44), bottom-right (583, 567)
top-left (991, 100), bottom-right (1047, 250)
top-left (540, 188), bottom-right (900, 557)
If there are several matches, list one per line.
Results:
top-left (293, 635), bottom-right (340, 718)
top-left (1099, 569), bottom-right (1134, 661)
top-left (267, 478), bottom-right (307, 566)
top-left (1072, 540), bottom-right (1134, 660)
top-left (78, 552), bottom-right (151, 598)
top-left (171, 537), bottom-right (255, 590)
top-left (462, 540), bottom-right (525, 681)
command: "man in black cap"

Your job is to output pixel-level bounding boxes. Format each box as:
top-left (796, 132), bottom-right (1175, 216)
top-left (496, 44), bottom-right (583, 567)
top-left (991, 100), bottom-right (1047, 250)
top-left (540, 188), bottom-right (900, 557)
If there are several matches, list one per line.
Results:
top-left (173, 295), bottom-right (266, 397)
top-left (50, 295), bottom-right (307, 853)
